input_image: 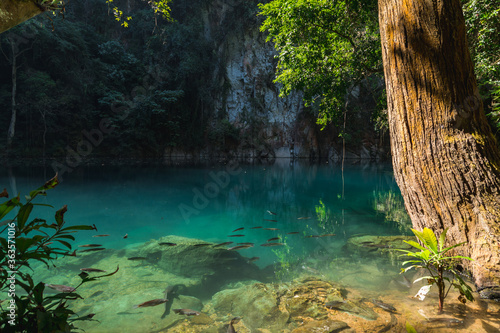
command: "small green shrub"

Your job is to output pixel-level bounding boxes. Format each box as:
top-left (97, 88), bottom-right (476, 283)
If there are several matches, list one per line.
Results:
top-left (398, 227), bottom-right (474, 313)
top-left (0, 175), bottom-right (118, 332)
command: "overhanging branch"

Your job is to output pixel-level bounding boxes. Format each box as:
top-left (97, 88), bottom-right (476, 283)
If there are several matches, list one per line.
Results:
top-left (0, 0), bottom-right (44, 34)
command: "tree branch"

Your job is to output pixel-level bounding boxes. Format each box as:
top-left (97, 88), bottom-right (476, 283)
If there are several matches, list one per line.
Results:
top-left (0, 0), bottom-right (44, 34)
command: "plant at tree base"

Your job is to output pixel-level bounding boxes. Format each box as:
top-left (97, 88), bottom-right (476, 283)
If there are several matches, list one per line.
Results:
top-left (398, 227), bottom-right (474, 313)
top-left (0, 175), bottom-right (119, 332)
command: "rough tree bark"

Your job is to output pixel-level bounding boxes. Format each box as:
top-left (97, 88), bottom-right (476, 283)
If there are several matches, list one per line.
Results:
top-left (0, 0), bottom-right (44, 34)
top-left (379, 0), bottom-right (500, 299)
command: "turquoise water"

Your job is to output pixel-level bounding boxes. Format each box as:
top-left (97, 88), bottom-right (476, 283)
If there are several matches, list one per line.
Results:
top-left (0, 161), bottom-right (405, 265)
top-left (2, 160), bottom-right (429, 332)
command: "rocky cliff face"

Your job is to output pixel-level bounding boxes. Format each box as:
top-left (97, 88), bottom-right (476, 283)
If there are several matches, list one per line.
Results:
top-left (164, 0), bottom-right (387, 163)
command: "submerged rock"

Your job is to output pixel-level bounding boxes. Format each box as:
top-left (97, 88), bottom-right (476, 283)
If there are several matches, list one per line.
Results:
top-left (291, 319), bottom-right (349, 333)
top-left (132, 235), bottom-right (264, 299)
top-left (344, 235), bottom-right (414, 257)
top-left (209, 277), bottom-right (352, 331)
top-left (325, 299), bottom-right (379, 321)
top-left (283, 278), bottom-right (345, 320)
top-left (211, 282), bottom-right (289, 331)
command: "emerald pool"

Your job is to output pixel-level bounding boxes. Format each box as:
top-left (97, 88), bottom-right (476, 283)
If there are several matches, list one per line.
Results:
top-left (1, 160), bottom-right (498, 332)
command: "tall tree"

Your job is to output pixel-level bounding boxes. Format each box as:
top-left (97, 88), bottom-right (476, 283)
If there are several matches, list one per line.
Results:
top-left (1, 27), bottom-right (33, 147)
top-left (379, 0), bottom-right (500, 298)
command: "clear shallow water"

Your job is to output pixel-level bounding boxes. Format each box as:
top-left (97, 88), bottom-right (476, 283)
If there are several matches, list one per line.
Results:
top-left (0, 160), bottom-right (406, 266)
top-left (3, 160), bottom-right (500, 332)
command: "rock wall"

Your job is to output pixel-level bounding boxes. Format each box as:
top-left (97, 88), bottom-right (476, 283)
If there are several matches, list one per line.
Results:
top-left (164, 0), bottom-right (388, 163)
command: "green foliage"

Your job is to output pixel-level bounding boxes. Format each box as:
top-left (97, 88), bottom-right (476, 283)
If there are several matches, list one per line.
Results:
top-left (405, 322), bottom-right (418, 333)
top-left (398, 228), bottom-right (474, 313)
top-left (489, 85), bottom-right (500, 134)
top-left (272, 238), bottom-right (295, 281)
top-left (0, 175), bottom-right (119, 331)
top-left (258, 0), bottom-right (381, 127)
top-left (373, 190), bottom-right (411, 233)
top-left (463, 0), bottom-right (500, 136)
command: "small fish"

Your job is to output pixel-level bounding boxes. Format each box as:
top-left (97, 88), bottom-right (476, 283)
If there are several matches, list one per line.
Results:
top-left (318, 233), bottom-right (336, 237)
top-left (79, 244), bottom-right (102, 248)
top-left (263, 228), bottom-right (279, 231)
top-left (159, 242), bottom-right (177, 246)
top-left (133, 298), bottom-right (168, 309)
top-left (227, 245), bottom-right (253, 250)
top-left (128, 257), bottom-right (147, 261)
top-left (173, 308), bottom-right (201, 316)
top-left (237, 242), bottom-right (254, 246)
top-left (232, 227), bottom-right (244, 232)
top-left (227, 317), bottom-right (241, 333)
top-left (267, 237), bottom-right (280, 242)
top-left (287, 232), bottom-right (300, 235)
top-left (267, 210), bottom-right (277, 215)
top-left (261, 242), bottom-right (284, 247)
top-left (362, 243), bottom-right (389, 248)
top-left (263, 219), bottom-right (277, 222)
top-left (80, 268), bottom-right (106, 273)
top-left (228, 234), bottom-right (245, 237)
top-left (325, 300), bottom-right (347, 309)
top-left (45, 284), bottom-right (76, 293)
top-left (89, 291), bottom-right (104, 298)
top-left (80, 248), bottom-right (106, 252)
top-left (250, 226), bottom-right (263, 229)
top-left (371, 299), bottom-right (397, 313)
top-left (123, 234), bottom-right (128, 239)
top-left (193, 243), bottom-right (211, 247)
top-left (297, 217), bottom-right (311, 220)
top-left (213, 242), bottom-right (233, 247)
top-left (427, 318), bottom-right (463, 324)
top-left (0, 188), bottom-right (8, 198)
top-left (92, 234), bottom-right (110, 237)
top-left (247, 257), bottom-right (260, 263)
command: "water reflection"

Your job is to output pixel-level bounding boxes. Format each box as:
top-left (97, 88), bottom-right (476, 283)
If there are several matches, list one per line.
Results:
top-left (7, 161), bottom-right (497, 332)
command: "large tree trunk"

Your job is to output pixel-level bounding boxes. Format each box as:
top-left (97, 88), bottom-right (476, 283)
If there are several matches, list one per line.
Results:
top-left (378, 0), bottom-right (500, 299)
top-left (0, 0), bottom-right (43, 34)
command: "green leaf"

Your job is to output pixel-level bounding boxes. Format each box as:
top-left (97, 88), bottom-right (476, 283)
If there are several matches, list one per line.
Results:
top-left (0, 196), bottom-right (20, 220)
top-left (441, 242), bottom-right (467, 254)
top-left (32, 282), bottom-right (46, 305)
top-left (55, 239), bottom-right (72, 249)
top-left (411, 228), bottom-right (425, 243)
top-left (16, 237), bottom-right (37, 253)
top-left (403, 240), bottom-right (427, 251)
top-left (421, 228), bottom-right (438, 254)
top-left (438, 228), bottom-right (448, 251)
top-left (61, 225), bottom-right (96, 232)
top-left (55, 234), bottom-right (76, 241)
top-left (17, 203), bottom-right (33, 230)
top-left (55, 205), bottom-right (67, 227)
top-left (405, 321), bottom-right (418, 333)
top-left (413, 276), bottom-right (435, 283)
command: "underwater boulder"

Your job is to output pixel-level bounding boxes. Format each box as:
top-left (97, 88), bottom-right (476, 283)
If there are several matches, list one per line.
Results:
top-left (282, 277), bottom-right (345, 320)
top-left (134, 235), bottom-right (261, 279)
top-left (211, 282), bottom-right (290, 331)
top-left (343, 235), bottom-right (414, 257)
